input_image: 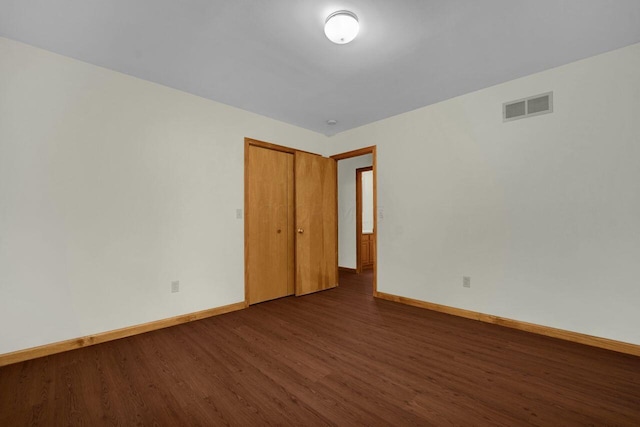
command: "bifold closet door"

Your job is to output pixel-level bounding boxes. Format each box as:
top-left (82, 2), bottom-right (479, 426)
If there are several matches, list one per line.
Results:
top-left (295, 152), bottom-right (338, 296)
top-left (246, 146), bottom-right (294, 304)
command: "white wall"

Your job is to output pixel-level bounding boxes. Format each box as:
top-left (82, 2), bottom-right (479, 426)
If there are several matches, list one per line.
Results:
top-left (337, 155), bottom-right (372, 269)
top-left (328, 43), bottom-right (640, 345)
top-left (2, 36), bottom-right (639, 354)
top-left (0, 37), bottom-right (325, 354)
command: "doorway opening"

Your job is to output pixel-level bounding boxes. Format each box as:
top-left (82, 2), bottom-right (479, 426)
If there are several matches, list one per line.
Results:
top-left (331, 146), bottom-right (377, 296)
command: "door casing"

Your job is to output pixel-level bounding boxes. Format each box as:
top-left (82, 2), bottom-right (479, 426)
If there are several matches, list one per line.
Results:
top-left (331, 146), bottom-right (378, 296)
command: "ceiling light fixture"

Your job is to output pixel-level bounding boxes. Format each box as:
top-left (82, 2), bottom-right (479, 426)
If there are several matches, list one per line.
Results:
top-left (324, 10), bottom-right (359, 44)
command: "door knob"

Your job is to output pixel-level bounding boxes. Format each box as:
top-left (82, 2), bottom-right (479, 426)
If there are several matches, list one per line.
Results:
top-left (297, 228), bottom-right (304, 234)
top-left (277, 229), bottom-right (282, 234)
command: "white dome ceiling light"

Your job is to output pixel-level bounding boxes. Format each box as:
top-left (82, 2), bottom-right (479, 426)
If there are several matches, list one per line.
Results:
top-left (324, 10), bottom-right (359, 44)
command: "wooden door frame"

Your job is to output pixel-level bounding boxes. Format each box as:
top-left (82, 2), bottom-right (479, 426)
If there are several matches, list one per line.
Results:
top-left (330, 146), bottom-right (378, 296)
top-left (355, 166), bottom-right (373, 274)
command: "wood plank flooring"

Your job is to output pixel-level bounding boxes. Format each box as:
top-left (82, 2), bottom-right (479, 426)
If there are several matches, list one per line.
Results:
top-left (1, 270), bottom-right (639, 426)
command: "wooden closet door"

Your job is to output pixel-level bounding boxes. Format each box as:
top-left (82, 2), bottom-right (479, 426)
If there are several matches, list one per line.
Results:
top-left (246, 146), bottom-right (294, 304)
top-left (295, 152), bottom-right (338, 296)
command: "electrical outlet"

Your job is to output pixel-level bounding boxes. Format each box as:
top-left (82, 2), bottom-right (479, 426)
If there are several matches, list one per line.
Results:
top-left (236, 208), bottom-right (243, 219)
top-left (463, 276), bottom-right (471, 288)
top-left (171, 281), bottom-right (180, 293)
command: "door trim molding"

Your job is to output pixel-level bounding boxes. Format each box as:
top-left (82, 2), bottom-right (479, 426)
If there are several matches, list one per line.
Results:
top-left (330, 146), bottom-right (377, 294)
top-left (331, 146), bottom-right (376, 161)
top-left (245, 137), bottom-right (304, 154)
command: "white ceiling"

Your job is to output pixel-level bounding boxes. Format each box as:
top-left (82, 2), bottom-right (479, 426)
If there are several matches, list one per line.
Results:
top-left (1, 1), bottom-right (640, 136)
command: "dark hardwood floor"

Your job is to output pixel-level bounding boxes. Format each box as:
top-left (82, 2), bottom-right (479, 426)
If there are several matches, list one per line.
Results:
top-left (1, 269), bottom-right (639, 426)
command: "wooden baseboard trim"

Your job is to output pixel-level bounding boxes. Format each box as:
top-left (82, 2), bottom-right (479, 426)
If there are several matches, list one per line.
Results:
top-left (375, 292), bottom-right (640, 357)
top-left (0, 301), bottom-right (247, 367)
top-left (338, 266), bottom-right (357, 273)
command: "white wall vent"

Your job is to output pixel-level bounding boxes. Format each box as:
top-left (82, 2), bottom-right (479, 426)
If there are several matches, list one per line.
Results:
top-left (503, 92), bottom-right (553, 122)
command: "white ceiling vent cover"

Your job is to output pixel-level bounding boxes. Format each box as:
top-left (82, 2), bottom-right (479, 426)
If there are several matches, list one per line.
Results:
top-left (503, 92), bottom-right (553, 122)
